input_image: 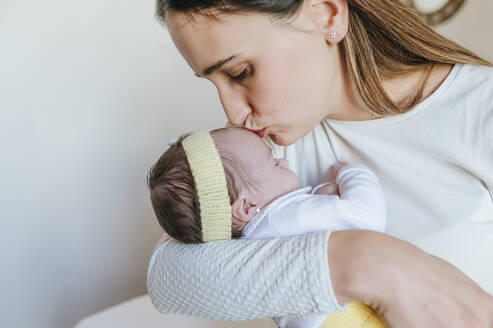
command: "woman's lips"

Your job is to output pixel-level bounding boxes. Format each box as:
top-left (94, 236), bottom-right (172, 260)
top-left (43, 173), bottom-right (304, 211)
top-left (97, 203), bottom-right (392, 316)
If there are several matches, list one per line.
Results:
top-left (244, 127), bottom-right (266, 138)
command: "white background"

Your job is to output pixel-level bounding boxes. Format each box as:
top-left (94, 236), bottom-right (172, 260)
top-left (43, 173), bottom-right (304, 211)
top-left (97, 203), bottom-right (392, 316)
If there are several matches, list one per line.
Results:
top-left (1, 0), bottom-right (492, 327)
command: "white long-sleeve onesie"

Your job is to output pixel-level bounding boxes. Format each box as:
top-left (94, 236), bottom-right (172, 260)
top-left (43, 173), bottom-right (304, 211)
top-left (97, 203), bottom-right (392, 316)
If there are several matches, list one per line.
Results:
top-left (241, 164), bottom-right (387, 328)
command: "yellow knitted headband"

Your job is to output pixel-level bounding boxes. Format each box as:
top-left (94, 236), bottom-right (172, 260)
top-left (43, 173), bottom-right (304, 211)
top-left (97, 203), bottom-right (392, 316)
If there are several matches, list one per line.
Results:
top-left (182, 132), bottom-right (232, 242)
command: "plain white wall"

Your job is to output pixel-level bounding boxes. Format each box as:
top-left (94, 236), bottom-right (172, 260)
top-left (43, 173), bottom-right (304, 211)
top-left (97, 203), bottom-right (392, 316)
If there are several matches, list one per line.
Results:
top-left (0, 1), bottom-right (224, 327)
top-left (1, 0), bottom-right (492, 327)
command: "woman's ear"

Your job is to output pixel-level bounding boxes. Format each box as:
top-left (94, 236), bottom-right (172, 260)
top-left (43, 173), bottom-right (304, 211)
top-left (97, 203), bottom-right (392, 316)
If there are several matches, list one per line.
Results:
top-left (231, 195), bottom-right (259, 225)
top-left (309, 0), bottom-right (349, 43)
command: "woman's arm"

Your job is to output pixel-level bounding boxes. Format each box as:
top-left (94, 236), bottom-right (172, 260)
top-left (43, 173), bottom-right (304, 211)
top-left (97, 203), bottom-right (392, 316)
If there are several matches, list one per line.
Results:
top-left (146, 231), bottom-right (347, 321)
top-left (147, 229), bottom-right (493, 326)
top-left (328, 230), bottom-right (493, 328)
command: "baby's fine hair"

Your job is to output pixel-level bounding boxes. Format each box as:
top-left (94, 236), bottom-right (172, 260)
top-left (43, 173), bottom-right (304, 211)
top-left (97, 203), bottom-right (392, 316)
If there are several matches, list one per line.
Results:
top-left (147, 128), bottom-right (255, 243)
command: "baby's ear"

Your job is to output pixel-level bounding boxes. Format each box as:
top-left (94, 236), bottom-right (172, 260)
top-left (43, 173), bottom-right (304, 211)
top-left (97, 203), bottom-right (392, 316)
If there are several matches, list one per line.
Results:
top-left (231, 195), bottom-right (257, 224)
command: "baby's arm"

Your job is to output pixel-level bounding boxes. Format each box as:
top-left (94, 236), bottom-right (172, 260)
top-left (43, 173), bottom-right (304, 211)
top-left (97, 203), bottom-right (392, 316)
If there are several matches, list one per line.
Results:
top-left (329, 163), bottom-right (387, 232)
top-left (273, 164), bottom-right (387, 237)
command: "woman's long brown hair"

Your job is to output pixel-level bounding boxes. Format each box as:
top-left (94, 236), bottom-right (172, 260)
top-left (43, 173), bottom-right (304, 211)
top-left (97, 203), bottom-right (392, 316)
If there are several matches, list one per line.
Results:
top-left (156, 0), bottom-right (492, 116)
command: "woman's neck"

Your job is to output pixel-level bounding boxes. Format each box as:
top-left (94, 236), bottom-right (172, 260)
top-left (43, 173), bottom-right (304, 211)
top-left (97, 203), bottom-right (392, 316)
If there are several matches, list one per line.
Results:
top-left (382, 63), bottom-right (453, 107)
top-left (330, 63), bottom-right (454, 121)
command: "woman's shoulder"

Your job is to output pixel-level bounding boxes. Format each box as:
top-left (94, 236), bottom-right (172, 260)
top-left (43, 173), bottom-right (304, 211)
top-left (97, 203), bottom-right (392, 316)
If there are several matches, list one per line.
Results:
top-left (460, 62), bottom-right (493, 74)
top-left (456, 63), bottom-right (493, 89)
top-left (444, 64), bottom-right (493, 113)
top-left (446, 64), bottom-right (493, 141)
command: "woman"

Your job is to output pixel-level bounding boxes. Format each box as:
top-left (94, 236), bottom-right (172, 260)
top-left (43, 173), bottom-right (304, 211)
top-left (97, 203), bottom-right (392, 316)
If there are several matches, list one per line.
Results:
top-left (147, 0), bottom-right (493, 327)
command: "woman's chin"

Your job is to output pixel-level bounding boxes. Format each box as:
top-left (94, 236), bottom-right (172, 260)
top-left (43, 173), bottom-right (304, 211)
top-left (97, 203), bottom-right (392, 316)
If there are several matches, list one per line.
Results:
top-left (269, 133), bottom-right (301, 146)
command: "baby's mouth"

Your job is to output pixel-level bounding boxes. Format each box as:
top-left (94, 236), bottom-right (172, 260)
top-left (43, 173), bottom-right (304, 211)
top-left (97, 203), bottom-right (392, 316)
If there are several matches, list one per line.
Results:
top-left (244, 127), bottom-right (266, 138)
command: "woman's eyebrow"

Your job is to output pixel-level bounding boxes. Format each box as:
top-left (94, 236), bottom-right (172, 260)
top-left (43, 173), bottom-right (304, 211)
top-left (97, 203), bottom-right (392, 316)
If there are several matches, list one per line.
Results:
top-left (195, 54), bottom-right (240, 77)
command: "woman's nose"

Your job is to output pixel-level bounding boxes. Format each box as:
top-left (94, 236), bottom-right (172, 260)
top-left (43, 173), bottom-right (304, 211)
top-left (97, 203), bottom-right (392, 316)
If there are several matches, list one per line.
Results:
top-left (217, 86), bottom-right (251, 126)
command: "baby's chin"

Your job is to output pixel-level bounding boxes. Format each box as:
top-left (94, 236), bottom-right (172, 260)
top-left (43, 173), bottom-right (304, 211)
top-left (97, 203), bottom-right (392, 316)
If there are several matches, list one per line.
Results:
top-left (287, 175), bottom-right (302, 193)
top-left (294, 180), bottom-right (302, 190)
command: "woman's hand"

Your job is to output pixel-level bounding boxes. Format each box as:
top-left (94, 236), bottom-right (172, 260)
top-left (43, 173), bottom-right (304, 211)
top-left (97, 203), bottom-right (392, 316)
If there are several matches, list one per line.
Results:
top-left (328, 230), bottom-right (493, 328)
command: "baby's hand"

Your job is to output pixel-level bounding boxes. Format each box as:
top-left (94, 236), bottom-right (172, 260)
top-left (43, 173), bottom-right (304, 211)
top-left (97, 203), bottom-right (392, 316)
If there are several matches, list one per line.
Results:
top-left (314, 183), bottom-right (339, 196)
top-left (316, 163), bottom-right (350, 196)
top-left (323, 162), bottom-right (349, 183)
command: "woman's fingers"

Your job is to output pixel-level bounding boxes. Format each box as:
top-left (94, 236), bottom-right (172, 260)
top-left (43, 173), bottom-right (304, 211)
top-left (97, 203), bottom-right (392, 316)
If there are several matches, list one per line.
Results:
top-left (328, 230), bottom-right (493, 328)
top-left (484, 290), bottom-right (493, 327)
top-left (384, 246), bottom-right (493, 328)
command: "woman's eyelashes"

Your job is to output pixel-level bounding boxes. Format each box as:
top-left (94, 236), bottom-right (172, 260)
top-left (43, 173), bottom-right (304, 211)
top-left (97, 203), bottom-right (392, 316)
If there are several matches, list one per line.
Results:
top-left (230, 66), bottom-right (251, 82)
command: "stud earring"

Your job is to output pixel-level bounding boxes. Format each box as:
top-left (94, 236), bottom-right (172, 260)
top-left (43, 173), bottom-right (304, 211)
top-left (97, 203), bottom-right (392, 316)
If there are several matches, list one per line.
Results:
top-left (249, 204), bottom-right (260, 213)
top-left (329, 31), bottom-right (337, 40)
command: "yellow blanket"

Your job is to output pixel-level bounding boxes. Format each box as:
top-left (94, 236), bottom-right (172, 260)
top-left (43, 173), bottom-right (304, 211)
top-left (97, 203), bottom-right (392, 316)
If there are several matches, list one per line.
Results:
top-left (319, 302), bottom-right (385, 328)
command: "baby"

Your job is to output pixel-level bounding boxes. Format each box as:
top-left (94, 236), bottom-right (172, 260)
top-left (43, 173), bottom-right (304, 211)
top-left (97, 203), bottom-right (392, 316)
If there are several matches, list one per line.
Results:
top-left (147, 127), bottom-right (387, 328)
top-left (147, 127), bottom-right (386, 243)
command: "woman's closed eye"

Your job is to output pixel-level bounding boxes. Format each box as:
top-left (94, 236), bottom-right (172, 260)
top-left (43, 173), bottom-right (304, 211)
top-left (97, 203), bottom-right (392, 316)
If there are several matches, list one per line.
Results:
top-left (230, 66), bottom-right (251, 82)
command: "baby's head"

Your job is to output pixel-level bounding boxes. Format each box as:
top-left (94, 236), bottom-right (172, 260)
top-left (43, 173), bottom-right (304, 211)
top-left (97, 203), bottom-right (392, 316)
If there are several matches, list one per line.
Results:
top-left (147, 127), bottom-right (301, 243)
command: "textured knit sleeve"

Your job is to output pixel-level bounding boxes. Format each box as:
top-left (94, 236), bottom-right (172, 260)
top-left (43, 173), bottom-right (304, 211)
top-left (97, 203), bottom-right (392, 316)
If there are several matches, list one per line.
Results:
top-left (146, 231), bottom-right (346, 321)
